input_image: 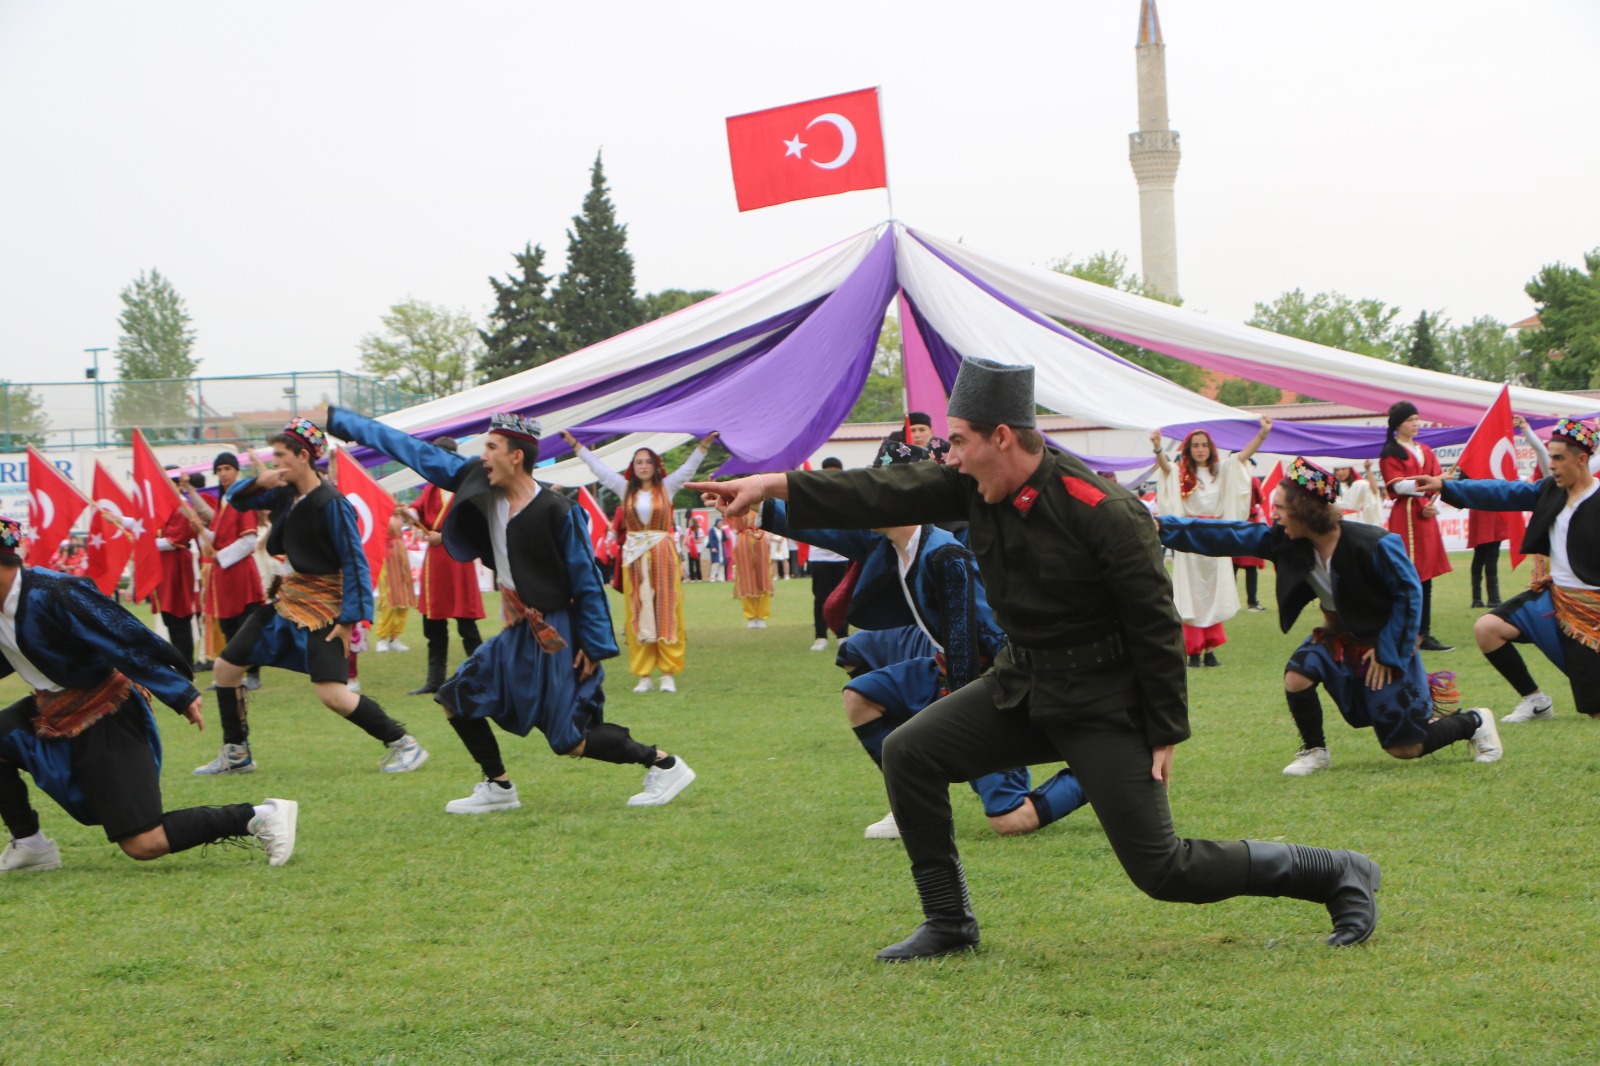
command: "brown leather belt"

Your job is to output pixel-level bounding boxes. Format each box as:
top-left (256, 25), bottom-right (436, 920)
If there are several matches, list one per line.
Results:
top-left (1005, 633), bottom-right (1126, 672)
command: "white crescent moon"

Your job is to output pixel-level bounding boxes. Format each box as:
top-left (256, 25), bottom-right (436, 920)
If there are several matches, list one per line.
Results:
top-left (30, 490), bottom-right (54, 531)
top-left (1490, 437), bottom-right (1518, 481)
top-left (350, 496), bottom-right (374, 544)
top-left (806, 113), bottom-right (858, 170)
top-left (97, 498), bottom-right (126, 521)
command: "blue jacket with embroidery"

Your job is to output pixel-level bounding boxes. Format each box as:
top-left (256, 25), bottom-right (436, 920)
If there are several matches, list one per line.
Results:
top-left (762, 499), bottom-right (1003, 692)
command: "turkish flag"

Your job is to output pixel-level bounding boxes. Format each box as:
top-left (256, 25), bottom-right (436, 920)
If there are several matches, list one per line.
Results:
top-left (726, 88), bottom-right (887, 212)
top-left (576, 487), bottom-right (608, 558)
top-left (1258, 460), bottom-right (1284, 508)
top-left (25, 446), bottom-right (91, 566)
top-left (87, 461), bottom-right (136, 597)
top-left (131, 429), bottom-right (182, 603)
top-left (1454, 385), bottom-right (1526, 568)
top-left (332, 449), bottom-right (395, 589)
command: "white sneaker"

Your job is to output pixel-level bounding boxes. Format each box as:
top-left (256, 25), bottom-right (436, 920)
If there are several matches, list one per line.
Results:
top-left (193, 742), bottom-right (256, 776)
top-left (746, 620), bottom-right (760, 629)
top-left (1468, 708), bottom-right (1504, 764)
top-left (250, 799), bottom-right (298, 867)
top-left (348, 680), bottom-right (362, 694)
top-left (1502, 693), bottom-right (1555, 723)
top-left (627, 758), bottom-right (696, 807)
top-left (1282, 747), bottom-right (1331, 776)
top-left (388, 639), bottom-right (411, 652)
top-left (658, 674), bottom-right (677, 693)
top-left (445, 780), bottom-right (522, 815)
top-left (380, 734), bottom-right (429, 773)
top-left (811, 638), bottom-right (829, 652)
top-left (375, 640), bottom-right (391, 653)
top-left (0, 837), bottom-right (61, 873)
top-left (632, 676), bottom-right (654, 694)
top-left (864, 812), bottom-right (900, 840)
top-left (753, 619), bottom-right (768, 629)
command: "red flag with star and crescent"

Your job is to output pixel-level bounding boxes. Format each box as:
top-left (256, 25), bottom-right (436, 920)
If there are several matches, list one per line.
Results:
top-left (332, 449), bottom-right (395, 589)
top-left (87, 461), bottom-right (136, 596)
top-left (25, 445), bottom-right (91, 566)
top-left (130, 428), bottom-right (182, 602)
top-left (1454, 385), bottom-right (1526, 568)
top-left (726, 87), bottom-right (887, 212)
top-left (576, 486), bottom-right (609, 558)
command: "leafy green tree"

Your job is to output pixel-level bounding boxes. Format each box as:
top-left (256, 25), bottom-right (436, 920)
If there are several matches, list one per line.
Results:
top-left (111, 268), bottom-right (199, 441)
top-left (0, 380), bottom-right (49, 447)
top-left (638, 288), bottom-right (718, 323)
top-left (845, 316), bottom-right (906, 423)
top-left (1522, 249), bottom-right (1600, 389)
top-left (478, 243), bottom-right (563, 382)
top-left (1049, 252), bottom-right (1208, 392)
top-left (551, 152), bottom-right (644, 354)
top-left (1248, 289), bottom-right (1407, 364)
top-left (1214, 377), bottom-right (1285, 408)
top-left (359, 300), bottom-right (481, 397)
top-left (1439, 316), bottom-right (1530, 383)
top-left (1406, 311), bottom-right (1442, 371)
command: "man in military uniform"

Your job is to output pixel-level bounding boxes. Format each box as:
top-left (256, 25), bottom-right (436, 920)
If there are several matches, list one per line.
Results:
top-left (692, 357), bottom-right (1379, 961)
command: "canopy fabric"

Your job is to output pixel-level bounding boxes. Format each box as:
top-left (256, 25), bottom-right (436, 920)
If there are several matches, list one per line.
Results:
top-left (339, 221), bottom-right (1587, 488)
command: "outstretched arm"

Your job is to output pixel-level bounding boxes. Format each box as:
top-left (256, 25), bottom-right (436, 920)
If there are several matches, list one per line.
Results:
top-left (326, 407), bottom-right (472, 492)
top-left (1235, 416), bottom-right (1273, 464)
top-left (1149, 430), bottom-right (1172, 475)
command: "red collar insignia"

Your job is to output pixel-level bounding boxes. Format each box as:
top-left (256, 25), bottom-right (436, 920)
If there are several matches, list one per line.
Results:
top-left (1011, 485), bottom-right (1039, 516)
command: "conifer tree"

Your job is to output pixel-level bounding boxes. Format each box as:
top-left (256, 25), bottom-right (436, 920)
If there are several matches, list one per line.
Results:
top-left (478, 243), bottom-right (562, 381)
top-left (1407, 311), bottom-right (1441, 372)
top-left (551, 152), bottom-right (643, 353)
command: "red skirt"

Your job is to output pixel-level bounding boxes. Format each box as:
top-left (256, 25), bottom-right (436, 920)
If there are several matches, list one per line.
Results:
top-left (419, 547), bottom-right (485, 620)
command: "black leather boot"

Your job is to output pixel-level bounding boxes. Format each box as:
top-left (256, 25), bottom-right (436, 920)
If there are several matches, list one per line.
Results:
top-left (1187, 653), bottom-right (1201, 669)
top-left (408, 639), bottom-right (447, 696)
top-left (1486, 569), bottom-right (1501, 608)
top-left (876, 821), bottom-right (980, 962)
top-left (1203, 652), bottom-right (1220, 668)
top-left (1244, 841), bottom-right (1380, 946)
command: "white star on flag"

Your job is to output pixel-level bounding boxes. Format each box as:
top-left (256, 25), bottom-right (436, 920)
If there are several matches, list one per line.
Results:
top-left (128, 518), bottom-right (145, 538)
top-left (783, 134), bottom-right (806, 159)
top-left (89, 532), bottom-right (105, 548)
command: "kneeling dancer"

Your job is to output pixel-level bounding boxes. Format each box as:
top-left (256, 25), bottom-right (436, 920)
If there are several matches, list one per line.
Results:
top-left (692, 357), bottom-right (1379, 960)
top-left (0, 520), bottom-right (296, 871)
top-left (327, 407), bottom-right (695, 811)
top-left (202, 418), bottom-right (427, 776)
top-left (1158, 456), bottom-right (1502, 777)
top-left (1417, 418), bottom-right (1600, 722)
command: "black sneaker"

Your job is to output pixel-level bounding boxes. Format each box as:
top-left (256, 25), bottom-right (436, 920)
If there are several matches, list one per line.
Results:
top-left (1418, 634), bottom-right (1454, 652)
top-left (1187, 654), bottom-right (1201, 669)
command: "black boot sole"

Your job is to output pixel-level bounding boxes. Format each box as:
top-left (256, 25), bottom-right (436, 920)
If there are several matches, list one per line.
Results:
top-left (875, 922), bottom-right (980, 962)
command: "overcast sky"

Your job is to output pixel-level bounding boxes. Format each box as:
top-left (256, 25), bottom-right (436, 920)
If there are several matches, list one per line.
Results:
top-left (2, 0), bottom-right (1596, 386)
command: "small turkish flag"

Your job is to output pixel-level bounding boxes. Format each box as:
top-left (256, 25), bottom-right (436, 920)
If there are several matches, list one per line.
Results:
top-left (1454, 385), bottom-right (1526, 568)
top-left (130, 429), bottom-right (182, 603)
top-left (25, 445), bottom-right (90, 566)
top-left (726, 87), bottom-right (887, 212)
top-left (1258, 460), bottom-right (1284, 506)
top-left (87, 461), bottom-right (135, 597)
top-left (332, 449), bottom-right (395, 589)
top-left (576, 487), bottom-right (608, 558)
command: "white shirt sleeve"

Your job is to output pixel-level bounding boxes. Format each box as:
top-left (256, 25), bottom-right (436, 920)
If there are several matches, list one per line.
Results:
top-left (575, 445), bottom-right (630, 497)
top-left (215, 532), bottom-right (258, 569)
top-left (662, 446), bottom-right (709, 496)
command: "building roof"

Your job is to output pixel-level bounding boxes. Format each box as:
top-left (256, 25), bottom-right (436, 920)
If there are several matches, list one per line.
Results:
top-left (1137, 0), bottom-right (1163, 46)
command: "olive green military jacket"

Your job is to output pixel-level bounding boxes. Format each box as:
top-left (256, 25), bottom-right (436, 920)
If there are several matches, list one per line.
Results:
top-left (787, 448), bottom-right (1190, 747)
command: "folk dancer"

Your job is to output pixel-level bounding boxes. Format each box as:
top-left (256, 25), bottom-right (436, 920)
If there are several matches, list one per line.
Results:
top-left (0, 519), bottom-right (296, 872)
top-left (328, 408), bottom-right (696, 812)
top-left (199, 418), bottom-right (428, 776)
top-left (1158, 456), bottom-right (1502, 778)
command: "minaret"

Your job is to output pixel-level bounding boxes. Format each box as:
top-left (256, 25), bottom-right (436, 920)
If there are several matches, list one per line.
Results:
top-left (1129, 0), bottom-right (1181, 299)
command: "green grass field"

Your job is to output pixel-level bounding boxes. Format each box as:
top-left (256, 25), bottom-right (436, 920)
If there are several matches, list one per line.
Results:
top-left (4, 562), bottom-right (1599, 1064)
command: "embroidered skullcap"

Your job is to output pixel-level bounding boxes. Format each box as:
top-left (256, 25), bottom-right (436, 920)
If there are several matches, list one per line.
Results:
top-left (873, 438), bottom-right (932, 467)
top-left (1284, 456), bottom-right (1341, 504)
top-left (489, 412), bottom-right (541, 444)
top-left (281, 417), bottom-right (326, 460)
top-left (1552, 417), bottom-right (1597, 457)
top-left (946, 357), bottom-right (1037, 429)
top-left (0, 518), bottom-right (21, 563)
top-left (906, 411), bottom-right (932, 428)
top-left (213, 451), bottom-right (241, 472)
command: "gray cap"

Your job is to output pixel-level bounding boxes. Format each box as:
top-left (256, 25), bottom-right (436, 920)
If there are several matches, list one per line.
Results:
top-left (945, 357), bottom-right (1036, 429)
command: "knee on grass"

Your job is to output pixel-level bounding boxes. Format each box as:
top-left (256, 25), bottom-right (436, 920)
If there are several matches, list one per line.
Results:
top-left (1283, 671), bottom-right (1315, 694)
top-left (117, 829), bottom-right (169, 862)
top-left (1384, 744), bottom-right (1425, 761)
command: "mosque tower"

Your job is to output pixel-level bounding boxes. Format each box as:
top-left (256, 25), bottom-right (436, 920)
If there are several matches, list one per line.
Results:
top-left (1128, 0), bottom-right (1181, 299)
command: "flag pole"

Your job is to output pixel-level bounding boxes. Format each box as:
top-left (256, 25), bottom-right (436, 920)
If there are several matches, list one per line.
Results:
top-left (876, 85), bottom-right (895, 220)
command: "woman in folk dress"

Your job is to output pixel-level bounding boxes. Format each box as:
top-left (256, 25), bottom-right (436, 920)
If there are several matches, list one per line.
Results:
top-left (1151, 416), bottom-right (1271, 667)
top-left (1378, 401), bottom-right (1453, 652)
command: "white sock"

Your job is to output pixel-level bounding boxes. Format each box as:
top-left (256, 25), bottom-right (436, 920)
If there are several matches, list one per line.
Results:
top-left (253, 803), bottom-right (277, 820)
top-left (15, 831), bottom-right (48, 849)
